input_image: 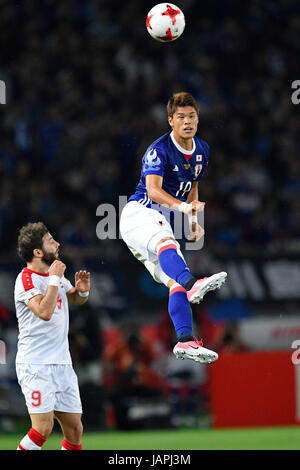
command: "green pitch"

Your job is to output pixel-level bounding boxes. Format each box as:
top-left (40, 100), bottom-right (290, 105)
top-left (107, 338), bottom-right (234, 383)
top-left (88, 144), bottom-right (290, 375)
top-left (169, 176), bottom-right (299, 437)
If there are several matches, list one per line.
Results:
top-left (1, 426), bottom-right (299, 450)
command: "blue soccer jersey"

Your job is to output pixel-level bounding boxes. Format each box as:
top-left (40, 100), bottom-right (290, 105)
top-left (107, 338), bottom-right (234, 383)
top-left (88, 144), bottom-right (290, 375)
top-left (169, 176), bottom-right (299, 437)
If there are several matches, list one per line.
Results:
top-left (128, 131), bottom-right (210, 208)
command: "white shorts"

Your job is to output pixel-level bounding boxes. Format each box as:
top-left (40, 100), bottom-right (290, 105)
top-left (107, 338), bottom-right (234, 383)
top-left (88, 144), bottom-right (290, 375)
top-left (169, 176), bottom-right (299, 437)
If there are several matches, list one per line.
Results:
top-left (16, 363), bottom-right (82, 415)
top-left (120, 201), bottom-right (185, 286)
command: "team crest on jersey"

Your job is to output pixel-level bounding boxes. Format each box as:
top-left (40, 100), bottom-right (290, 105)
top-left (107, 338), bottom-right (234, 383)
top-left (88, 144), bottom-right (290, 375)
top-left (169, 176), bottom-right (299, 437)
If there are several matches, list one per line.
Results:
top-left (144, 148), bottom-right (161, 170)
top-left (184, 163), bottom-right (190, 170)
top-left (194, 164), bottom-right (202, 178)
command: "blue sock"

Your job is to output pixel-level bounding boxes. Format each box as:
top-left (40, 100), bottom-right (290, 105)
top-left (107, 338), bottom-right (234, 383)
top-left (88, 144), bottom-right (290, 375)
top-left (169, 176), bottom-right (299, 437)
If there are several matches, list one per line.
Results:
top-left (168, 284), bottom-right (193, 340)
top-left (157, 241), bottom-right (196, 290)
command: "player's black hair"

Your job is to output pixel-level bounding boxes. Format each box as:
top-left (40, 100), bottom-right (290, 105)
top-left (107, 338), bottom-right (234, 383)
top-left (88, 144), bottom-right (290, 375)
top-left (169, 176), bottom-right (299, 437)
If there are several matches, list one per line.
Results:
top-left (167, 92), bottom-right (200, 117)
top-left (17, 222), bottom-right (49, 262)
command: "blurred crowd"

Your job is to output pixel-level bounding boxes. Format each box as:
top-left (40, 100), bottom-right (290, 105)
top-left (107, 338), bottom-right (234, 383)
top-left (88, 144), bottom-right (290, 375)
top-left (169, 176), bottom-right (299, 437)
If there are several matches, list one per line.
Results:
top-left (0, 0), bottom-right (299, 260)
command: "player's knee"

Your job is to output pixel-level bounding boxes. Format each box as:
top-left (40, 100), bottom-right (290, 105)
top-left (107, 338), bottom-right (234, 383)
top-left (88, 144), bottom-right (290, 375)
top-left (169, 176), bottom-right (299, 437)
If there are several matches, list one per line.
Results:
top-left (37, 419), bottom-right (54, 438)
top-left (68, 420), bottom-right (83, 441)
top-left (76, 420), bottom-right (83, 438)
top-left (155, 237), bottom-right (175, 252)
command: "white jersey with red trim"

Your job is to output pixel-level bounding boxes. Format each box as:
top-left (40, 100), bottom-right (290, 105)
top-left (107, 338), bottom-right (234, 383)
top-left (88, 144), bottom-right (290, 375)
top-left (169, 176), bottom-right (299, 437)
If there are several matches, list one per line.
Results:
top-left (14, 267), bottom-right (73, 364)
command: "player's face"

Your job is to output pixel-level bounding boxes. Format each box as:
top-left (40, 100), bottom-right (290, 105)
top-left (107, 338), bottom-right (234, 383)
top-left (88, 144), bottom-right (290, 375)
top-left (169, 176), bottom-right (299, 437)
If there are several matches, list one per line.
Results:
top-left (41, 233), bottom-right (60, 266)
top-left (168, 106), bottom-right (199, 140)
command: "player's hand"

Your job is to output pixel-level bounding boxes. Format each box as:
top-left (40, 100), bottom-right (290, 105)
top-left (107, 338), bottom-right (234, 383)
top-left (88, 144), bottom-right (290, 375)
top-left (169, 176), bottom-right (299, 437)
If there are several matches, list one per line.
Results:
top-left (75, 270), bottom-right (90, 293)
top-left (48, 260), bottom-right (66, 278)
top-left (178, 200), bottom-right (205, 214)
top-left (189, 200), bottom-right (205, 213)
top-left (187, 223), bottom-right (205, 242)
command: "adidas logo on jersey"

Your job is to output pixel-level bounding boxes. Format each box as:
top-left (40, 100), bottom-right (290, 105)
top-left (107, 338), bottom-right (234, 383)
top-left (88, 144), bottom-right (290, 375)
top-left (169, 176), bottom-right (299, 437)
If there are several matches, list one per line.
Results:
top-left (172, 165), bottom-right (179, 171)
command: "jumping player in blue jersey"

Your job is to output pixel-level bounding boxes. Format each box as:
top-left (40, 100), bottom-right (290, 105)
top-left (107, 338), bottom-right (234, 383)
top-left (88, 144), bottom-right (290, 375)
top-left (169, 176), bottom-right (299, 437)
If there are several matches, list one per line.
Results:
top-left (120, 92), bottom-right (227, 364)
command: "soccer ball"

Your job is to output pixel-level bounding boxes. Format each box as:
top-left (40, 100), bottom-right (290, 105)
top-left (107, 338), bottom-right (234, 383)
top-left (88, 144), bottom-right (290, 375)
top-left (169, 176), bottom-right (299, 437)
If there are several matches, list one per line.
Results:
top-left (146, 3), bottom-right (185, 42)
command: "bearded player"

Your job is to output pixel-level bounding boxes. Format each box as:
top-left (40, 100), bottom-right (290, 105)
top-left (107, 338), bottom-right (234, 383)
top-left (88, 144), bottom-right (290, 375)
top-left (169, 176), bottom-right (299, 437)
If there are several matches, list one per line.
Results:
top-left (120, 92), bottom-right (227, 364)
top-left (14, 222), bottom-right (90, 450)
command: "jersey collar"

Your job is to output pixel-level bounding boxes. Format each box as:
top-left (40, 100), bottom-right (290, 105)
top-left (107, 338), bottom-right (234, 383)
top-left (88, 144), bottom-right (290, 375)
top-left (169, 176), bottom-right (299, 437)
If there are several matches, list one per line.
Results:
top-left (170, 131), bottom-right (196, 157)
top-left (23, 267), bottom-right (49, 277)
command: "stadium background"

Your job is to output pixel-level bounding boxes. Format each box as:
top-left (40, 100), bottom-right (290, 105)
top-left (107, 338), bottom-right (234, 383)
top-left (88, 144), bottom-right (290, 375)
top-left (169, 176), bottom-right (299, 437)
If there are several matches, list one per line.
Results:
top-left (0, 0), bottom-right (299, 448)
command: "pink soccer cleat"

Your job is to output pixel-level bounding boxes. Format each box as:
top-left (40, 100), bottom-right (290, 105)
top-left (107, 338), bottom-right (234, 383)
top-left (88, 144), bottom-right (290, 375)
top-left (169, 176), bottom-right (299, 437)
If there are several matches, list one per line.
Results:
top-left (186, 271), bottom-right (227, 304)
top-left (173, 337), bottom-right (218, 364)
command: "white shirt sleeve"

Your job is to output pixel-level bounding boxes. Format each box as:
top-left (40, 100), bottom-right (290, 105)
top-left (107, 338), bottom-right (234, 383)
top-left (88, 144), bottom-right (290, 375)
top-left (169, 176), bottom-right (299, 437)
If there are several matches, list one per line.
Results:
top-left (19, 286), bottom-right (43, 305)
top-left (62, 276), bottom-right (74, 293)
top-left (16, 272), bottom-right (44, 305)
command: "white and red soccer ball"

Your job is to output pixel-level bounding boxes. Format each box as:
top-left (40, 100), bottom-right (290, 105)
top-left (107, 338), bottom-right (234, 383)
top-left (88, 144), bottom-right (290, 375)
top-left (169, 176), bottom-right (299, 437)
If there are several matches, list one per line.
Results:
top-left (146, 3), bottom-right (185, 42)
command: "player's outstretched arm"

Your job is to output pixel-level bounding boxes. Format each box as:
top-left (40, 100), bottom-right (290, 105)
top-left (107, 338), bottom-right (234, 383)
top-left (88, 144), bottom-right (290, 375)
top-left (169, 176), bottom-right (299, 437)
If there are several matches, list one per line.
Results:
top-left (146, 175), bottom-right (205, 214)
top-left (67, 270), bottom-right (90, 306)
top-left (146, 174), bottom-right (183, 210)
